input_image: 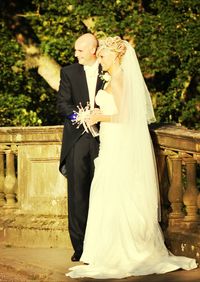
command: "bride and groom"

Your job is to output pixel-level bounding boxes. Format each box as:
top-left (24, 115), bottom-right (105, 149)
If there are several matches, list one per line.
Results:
top-left (57, 33), bottom-right (197, 279)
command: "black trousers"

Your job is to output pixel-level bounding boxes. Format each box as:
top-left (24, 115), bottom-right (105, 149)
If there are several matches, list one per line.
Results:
top-left (65, 133), bottom-right (99, 255)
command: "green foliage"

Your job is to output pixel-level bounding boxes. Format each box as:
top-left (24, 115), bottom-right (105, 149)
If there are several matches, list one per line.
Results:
top-left (0, 0), bottom-right (199, 128)
top-left (0, 20), bottom-right (40, 126)
top-left (0, 18), bottom-right (60, 126)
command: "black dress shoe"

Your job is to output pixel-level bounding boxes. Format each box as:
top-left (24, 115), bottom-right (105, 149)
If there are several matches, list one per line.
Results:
top-left (71, 252), bottom-right (81, 262)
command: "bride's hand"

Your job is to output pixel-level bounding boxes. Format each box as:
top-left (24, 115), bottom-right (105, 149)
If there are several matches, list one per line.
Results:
top-left (86, 108), bottom-right (101, 126)
top-left (92, 108), bottom-right (101, 115)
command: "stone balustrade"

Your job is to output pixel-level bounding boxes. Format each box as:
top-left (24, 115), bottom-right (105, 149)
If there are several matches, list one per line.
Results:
top-left (150, 124), bottom-right (200, 226)
top-left (0, 124), bottom-right (199, 261)
top-left (151, 124), bottom-right (200, 262)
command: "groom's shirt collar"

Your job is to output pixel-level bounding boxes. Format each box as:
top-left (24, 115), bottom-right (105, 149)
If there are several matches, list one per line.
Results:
top-left (83, 60), bottom-right (99, 73)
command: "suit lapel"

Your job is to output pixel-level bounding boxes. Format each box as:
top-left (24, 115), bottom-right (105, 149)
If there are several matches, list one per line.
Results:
top-left (94, 65), bottom-right (104, 108)
top-left (95, 64), bottom-right (104, 94)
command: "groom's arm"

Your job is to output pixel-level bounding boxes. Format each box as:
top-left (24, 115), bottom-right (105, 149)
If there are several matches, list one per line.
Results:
top-left (57, 67), bottom-right (77, 117)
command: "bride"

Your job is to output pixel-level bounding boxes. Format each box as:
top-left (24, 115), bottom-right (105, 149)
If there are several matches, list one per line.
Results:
top-left (66, 36), bottom-right (197, 279)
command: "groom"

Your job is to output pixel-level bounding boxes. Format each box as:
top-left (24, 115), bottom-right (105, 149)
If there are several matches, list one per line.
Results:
top-left (57, 33), bottom-right (103, 261)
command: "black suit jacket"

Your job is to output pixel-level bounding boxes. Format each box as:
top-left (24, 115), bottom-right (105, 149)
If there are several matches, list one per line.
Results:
top-left (57, 63), bottom-right (103, 177)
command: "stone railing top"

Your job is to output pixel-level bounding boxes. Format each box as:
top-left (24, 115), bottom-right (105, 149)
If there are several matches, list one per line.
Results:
top-left (0, 124), bottom-right (199, 154)
top-left (0, 125), bottom-right (63, 144)
top-left (150, 124), bottom-right (200, 155)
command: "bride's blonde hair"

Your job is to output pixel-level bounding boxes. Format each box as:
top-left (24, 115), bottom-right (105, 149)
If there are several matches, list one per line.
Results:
top-left (97, 36), bottom-right (127, 59)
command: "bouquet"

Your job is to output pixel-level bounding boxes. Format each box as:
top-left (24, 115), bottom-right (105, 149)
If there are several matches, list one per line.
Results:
top-left (72, 102), bottom-right (99, 137)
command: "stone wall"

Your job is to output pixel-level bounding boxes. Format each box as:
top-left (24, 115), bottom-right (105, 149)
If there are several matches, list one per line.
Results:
top-left (0, 126), bottom-right (71, 248)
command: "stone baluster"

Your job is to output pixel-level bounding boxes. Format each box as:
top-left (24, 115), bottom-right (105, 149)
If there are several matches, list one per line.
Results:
top-left (0, 151), bottom-right (5, 206)
top-left (197, 192), bottom-right (200, 211)
top-left (4, 150), bottom-right (17, 207)
top-left (156, 150), bottom-right (170, 228)
top-left (168, 156), bottom-right (185, 222)
top-left (183, 159), bottom-right (200, 224)
top-left (197, 158), bottom-right (200, 210)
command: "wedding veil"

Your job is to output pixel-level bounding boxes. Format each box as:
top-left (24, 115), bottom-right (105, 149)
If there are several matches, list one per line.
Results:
top-left (119, 41), bottom-right (156, 125)
top-left (111, 41), bottom-right (161, 224)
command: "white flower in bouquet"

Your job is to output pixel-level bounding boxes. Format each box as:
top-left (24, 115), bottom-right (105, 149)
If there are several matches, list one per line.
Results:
top-left (72, 102), bottom-right (99, 137)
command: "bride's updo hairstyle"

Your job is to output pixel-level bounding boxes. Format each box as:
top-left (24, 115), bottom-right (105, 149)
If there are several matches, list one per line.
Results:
top-left (97, 36), bottom-right (127, 60)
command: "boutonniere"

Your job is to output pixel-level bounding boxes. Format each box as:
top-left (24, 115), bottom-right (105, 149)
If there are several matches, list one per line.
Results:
top-left (99, 72), bottom-right (111, 83)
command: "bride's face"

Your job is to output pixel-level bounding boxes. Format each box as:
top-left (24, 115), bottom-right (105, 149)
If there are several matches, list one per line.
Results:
top-left (97, 48), bottom-right (117, 72)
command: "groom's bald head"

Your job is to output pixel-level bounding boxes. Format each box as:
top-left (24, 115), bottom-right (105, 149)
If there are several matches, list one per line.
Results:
top-left (76, 33), bottom-right (98, 49)
top-left (75, 33), bottom-right (98, 66)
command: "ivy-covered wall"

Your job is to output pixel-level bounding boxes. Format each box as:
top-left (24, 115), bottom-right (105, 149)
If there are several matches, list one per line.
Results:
top-left (0, 0), bottom-right (199, 128)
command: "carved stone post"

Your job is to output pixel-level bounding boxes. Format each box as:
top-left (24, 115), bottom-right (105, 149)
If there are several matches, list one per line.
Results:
top-left (168, 156), bottom-right (185, 220)
top-left (0, 151), bottom-right (5, 206)
top-left (4, 150), bottom-right (17, 207)
top-left (183, 159), bottom-right (199, 222)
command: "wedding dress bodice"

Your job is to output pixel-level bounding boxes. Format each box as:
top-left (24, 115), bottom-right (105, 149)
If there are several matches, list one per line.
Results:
top-left (95, 89), bottom-right (118, 116)
top-left (95, 90), bottom-right (122, 157)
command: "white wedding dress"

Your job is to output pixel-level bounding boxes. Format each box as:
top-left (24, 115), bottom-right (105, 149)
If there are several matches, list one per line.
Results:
top-left (66, 90), bottom-right (197, 279)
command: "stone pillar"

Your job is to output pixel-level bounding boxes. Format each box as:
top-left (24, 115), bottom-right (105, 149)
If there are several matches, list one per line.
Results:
top-left (0, 151), bottom-right (5, 206)
top-left (168, 156), bottom-right (185, 220)
top-left (4, 150), bottom-right (17, 207)
top-left (183, 159), bottom-right (199, 223)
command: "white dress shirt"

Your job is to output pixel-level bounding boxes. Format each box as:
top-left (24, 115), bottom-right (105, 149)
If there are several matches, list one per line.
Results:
top-left (84, 61), bottom-right (99, 110)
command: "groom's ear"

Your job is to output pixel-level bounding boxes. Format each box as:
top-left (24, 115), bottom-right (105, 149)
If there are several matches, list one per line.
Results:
top-left (90, 47), bottom-right (96, 55)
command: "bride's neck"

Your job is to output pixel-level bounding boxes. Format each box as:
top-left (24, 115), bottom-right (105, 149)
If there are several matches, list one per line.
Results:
top-left (108, 63), bottom-right (121, 77)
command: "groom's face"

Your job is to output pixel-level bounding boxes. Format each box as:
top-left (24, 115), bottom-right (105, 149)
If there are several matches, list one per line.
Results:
top-left (75, 39), bottom-right (96, 66)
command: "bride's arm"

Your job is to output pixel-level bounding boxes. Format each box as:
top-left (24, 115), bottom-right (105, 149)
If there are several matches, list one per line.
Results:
top-left (87, 109), bottom-right (114, 125)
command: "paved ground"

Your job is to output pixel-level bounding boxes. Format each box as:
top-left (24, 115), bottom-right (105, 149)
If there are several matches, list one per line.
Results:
top-left (0, 247), bottom-right (199, 282)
